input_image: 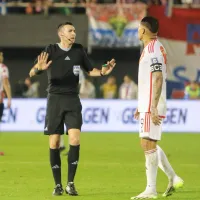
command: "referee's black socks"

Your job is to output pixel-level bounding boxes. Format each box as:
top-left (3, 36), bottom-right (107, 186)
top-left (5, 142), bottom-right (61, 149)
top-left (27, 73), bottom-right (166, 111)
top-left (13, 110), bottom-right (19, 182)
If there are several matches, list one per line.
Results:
top-left (68, 145), bottom-right (80, 183)
top-left (50, 148), bottom-right (62, 186)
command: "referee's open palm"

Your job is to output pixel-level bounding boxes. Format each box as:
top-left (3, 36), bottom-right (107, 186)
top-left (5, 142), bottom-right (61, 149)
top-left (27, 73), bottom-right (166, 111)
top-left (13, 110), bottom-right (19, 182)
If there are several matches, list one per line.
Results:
top-left (37, 52), bottom-right (52, 70)
top-left (103, 59), bottom-right (116, 75)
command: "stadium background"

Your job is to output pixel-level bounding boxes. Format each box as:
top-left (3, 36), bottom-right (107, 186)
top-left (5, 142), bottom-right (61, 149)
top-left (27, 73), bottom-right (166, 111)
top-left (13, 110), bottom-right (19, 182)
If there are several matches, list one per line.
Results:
top-left (0, 1), bottom-right (200, 200)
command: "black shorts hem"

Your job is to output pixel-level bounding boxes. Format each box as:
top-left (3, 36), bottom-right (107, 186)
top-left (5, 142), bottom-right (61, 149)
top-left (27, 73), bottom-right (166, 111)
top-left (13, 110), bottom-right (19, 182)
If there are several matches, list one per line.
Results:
top-left (44, 131), bottom-right (64, 135)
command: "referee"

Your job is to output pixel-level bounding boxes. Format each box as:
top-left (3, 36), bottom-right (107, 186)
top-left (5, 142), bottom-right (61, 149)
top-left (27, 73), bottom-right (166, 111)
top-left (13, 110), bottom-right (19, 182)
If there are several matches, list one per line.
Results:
top-left (29, 22), bottom-right (116, 196)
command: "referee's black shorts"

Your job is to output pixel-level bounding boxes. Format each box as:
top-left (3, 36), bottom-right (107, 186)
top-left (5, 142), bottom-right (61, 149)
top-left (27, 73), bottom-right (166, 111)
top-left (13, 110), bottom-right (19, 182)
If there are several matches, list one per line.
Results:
top-left (44, 94), bottom-right (82, 135)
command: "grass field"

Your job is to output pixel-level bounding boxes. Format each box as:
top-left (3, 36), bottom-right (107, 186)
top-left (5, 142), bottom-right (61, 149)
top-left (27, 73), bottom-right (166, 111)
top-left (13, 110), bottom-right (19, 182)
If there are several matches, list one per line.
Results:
top-left (0, 132), bottom-right (200, 200)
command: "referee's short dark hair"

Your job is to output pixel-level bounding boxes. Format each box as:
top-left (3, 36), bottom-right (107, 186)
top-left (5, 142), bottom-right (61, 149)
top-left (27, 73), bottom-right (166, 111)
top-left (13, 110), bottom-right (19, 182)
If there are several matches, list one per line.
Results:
top-left (141, 16), bottom-right (159, 33)
top-left (57, 22), bottom-right (74, 31)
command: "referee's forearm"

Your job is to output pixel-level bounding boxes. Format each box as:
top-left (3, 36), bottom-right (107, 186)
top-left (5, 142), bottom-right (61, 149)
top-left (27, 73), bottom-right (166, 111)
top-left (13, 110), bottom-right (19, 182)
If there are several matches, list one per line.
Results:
top-left (29, 64), bottom-right (43, 77)
top-left (88, 68), bottom-right (102, 77)
top-left (29, 64), bottom-right (38, 77)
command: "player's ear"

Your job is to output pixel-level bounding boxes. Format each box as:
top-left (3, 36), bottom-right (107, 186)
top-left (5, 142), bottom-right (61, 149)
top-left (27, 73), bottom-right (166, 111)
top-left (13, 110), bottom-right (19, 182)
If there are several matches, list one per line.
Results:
top-left (58, 30), bottom-right (64, 38)
top-left (142, 28), bottom-right (145, 35)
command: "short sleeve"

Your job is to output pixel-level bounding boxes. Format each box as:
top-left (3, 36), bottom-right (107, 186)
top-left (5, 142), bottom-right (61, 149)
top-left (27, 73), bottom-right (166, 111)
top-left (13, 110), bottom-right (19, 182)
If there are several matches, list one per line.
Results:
top-left (81, 47), bottom-right (94, 72)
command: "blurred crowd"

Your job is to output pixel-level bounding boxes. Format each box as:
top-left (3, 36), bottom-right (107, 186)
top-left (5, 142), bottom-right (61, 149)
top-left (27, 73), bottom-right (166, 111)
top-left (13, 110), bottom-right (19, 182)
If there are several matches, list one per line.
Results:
top-left (14, 77), bottom-right (40, 98)
top-left (0, 0), bottom-right (199, 15)
top-left (14, 73), bottom-right (138, 99)
top-left (171, 82), bottom-right (200, 100)
top-left (13, 74), bottom-right (200, 100)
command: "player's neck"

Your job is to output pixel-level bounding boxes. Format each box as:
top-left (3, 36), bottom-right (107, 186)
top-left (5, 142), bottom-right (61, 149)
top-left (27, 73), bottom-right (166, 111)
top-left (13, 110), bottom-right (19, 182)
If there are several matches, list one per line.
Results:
top-left (143, 37), bottom-right (157, 48)
top-left (60, 41), bottom-right (72, 49)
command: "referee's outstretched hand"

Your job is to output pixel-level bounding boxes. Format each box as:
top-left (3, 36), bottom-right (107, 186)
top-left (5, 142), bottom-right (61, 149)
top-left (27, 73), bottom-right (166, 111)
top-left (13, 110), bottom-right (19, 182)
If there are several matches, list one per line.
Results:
top-left (37, 52), bottom-right (52, 70)
top-left (102, 58), bottom-right (116, 75)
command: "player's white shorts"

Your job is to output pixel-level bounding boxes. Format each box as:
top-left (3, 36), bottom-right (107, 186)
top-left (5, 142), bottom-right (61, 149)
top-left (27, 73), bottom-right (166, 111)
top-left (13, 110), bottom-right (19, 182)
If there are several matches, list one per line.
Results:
top-left (139, 112), bottom-right (163, 141)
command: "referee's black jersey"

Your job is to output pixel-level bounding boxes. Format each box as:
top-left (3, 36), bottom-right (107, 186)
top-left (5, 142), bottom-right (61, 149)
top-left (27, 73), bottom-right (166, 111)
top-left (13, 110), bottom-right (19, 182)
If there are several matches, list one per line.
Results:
top-left (41, 43), bottom-right (94, 95)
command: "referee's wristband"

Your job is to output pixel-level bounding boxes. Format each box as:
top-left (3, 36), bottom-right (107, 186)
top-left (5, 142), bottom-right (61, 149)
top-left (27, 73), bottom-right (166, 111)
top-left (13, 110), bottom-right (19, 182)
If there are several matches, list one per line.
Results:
top-left (34, 68), bottom-right (43, 75)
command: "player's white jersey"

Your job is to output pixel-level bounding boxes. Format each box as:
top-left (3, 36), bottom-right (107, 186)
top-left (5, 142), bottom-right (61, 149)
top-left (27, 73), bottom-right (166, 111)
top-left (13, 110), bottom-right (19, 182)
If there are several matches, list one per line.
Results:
top-left (0, 63), bottom-right (9, 101)
top-left (138, 39), bottom-right (167, 116)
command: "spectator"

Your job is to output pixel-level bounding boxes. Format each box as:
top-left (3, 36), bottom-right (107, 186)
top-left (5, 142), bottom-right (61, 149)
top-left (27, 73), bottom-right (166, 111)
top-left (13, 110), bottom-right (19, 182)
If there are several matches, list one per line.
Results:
top-left (35, 0), bottom-right (43, 14)
top-left (100, 76), bottom-right (117, 99)
top-left (184, 81), bottom-right (200, 99)
top-left (26, 2), bottom-right (33, 14)
top-left (14, 79), bottom-right (28, 97)
top-left (79, 79), bottom-right (96, 99)
top-left (23, 77), bottom-right (40, 98)
top-left (119, 75), bottom-right (137, 99)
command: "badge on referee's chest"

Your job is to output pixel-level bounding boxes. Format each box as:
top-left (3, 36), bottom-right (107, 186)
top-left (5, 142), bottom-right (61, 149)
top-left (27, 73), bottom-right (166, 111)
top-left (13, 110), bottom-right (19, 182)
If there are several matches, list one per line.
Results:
top-left (73, 65), bottom-right (80, 76)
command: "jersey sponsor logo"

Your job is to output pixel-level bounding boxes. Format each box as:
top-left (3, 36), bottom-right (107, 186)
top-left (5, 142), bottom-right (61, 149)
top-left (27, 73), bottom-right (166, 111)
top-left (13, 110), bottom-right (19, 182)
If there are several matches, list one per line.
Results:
top-left (73, 65), bottom-right (80, 76)
top-left (65, 56), bottom-right (70, 60)
top-left (150, 63), bottom-right (162, 72)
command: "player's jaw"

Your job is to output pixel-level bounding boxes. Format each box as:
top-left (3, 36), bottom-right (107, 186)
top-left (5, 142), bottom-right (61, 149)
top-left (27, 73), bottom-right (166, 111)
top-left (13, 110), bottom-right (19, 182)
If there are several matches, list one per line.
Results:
top-left (138, 26), bottom-right (143, 41)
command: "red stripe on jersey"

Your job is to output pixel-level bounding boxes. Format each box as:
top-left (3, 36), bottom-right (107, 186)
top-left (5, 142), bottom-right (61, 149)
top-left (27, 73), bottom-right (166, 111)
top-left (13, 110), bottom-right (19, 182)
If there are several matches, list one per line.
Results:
top-left (148, 72), bottom-right (153, 112)
top-left (150, 41), bottom-right (153, 53)
top-left (148, 113), bottom-right (151, 132)
top-left (146, 113), bottom-right (148, 132)
top-left (145, 113), bottom-right (147, 132)
top-left (148, 41), bottom-right (153, 53)
top-left (151, 39), bottom-right (156, 53)
top-left (148, 39), bottom-right (157, 53)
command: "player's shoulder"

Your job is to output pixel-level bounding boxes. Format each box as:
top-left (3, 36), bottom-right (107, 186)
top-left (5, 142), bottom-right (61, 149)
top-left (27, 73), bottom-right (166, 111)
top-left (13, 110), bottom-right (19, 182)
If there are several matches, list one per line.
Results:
top-left (44, 44), bottom-right (58, 53)
top-left (147, 39), bottom-right (165, 55)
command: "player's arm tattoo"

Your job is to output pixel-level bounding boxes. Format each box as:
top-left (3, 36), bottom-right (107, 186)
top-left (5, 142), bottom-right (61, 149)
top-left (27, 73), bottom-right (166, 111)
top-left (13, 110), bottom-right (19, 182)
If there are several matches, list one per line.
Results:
top-left (151, 71), bottom-right (163, 108)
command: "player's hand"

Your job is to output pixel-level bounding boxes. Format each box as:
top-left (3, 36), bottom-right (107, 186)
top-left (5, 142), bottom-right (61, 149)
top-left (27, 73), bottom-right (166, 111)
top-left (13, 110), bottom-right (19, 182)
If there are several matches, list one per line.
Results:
top-left (37, 52), bottom-right (52, 70)
top-left (134, 108), bottom-right (140, 120)
top-left (101, 59), bottom-right (116, 75)
top-left (7, 99), bottom-right (11, 109)
top-left (150, 107), bottom-right (162, 126)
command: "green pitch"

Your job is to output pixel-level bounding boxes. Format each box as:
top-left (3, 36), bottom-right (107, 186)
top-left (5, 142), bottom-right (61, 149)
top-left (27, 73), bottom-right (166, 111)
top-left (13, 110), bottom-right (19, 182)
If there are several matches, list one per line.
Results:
top-left (0, 132), bottom-right (200, 200)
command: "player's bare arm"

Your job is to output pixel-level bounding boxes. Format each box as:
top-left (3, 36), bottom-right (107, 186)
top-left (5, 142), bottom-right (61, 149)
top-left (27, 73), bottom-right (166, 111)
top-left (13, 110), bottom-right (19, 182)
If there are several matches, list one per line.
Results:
top-left (29, 52), bottom-right (52, 77)
top-left (151, 71), bottom-right (163, 125)
top-left (3, 77), bottom-right (11, 108)
top-left (88, 59), bottom-right (116, 77)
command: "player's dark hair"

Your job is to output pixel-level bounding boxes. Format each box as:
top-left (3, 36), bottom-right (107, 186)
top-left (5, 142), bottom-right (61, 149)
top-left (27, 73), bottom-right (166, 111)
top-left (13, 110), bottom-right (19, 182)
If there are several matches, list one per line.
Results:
top-left (57, 22), bottom-right (74, 31)
top-left (141, 16), bottom-right (159, 33)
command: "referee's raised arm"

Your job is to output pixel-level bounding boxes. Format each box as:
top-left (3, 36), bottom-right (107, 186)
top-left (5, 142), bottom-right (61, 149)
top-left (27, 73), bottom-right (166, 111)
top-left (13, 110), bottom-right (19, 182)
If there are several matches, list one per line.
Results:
top-left (29, 52), bottom-right (52, 77)
top-left (80, 45), bottom-right (116, 76)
